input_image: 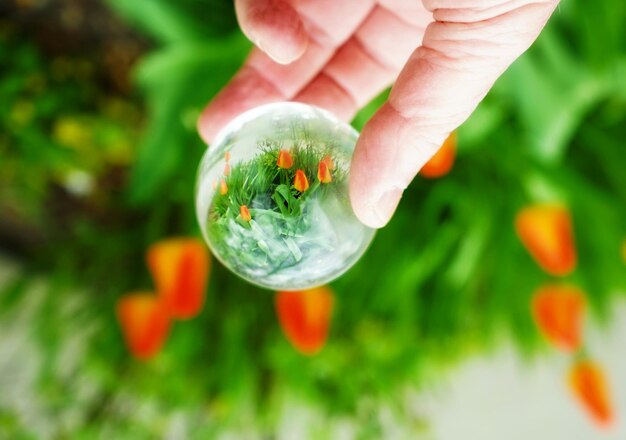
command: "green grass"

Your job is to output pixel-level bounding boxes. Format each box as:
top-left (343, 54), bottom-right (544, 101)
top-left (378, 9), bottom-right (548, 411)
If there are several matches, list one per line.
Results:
top-left (211, 140), bottom-right (344, 221)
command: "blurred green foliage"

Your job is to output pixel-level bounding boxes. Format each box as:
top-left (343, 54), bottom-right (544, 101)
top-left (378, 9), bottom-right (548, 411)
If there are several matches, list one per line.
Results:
top-left (1, 0), bottom-right (625, 438)
top-left (0, 32), bottom-right (142, 228)
top-left (104, 0), bottom-right (248, 204)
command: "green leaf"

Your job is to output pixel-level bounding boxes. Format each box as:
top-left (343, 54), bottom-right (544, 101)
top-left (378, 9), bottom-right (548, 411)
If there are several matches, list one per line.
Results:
top-left (128, 37), bottom-right (248, 204)
top-left (105, 0), bottom-right (216, 44)
top-left (499, 29), bottom-right (609, 164)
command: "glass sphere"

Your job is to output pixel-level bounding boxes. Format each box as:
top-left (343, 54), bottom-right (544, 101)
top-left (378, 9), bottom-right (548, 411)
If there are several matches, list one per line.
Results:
top-left (195, 102), bottom-right (375, 290)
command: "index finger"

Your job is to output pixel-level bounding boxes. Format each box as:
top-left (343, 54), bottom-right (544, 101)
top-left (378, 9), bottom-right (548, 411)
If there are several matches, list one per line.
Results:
top-left (198, 0), bottom-right (374, 144)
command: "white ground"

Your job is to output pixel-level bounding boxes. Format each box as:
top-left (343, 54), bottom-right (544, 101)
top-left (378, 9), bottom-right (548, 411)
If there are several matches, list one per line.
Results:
top-left (426, 301), bottom-right (626, 440)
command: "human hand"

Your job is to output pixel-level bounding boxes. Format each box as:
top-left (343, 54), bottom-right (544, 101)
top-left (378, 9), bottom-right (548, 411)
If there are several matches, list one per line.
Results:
top-left (198, 0), bottom-right (559, 228)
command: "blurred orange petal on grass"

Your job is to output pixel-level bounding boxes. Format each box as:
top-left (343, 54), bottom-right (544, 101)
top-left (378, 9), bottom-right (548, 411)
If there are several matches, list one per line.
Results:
top-left (317, 160), bottom-right (332, 183)
top-left (568, 359), bottom-right (615, 428)
top-left (532, 283), bottom-right (586, 352)
top-left (293, 169), bottom-right (309, 192)
top-left (420, 131), bottom-right (457, 178)
top-left (275, 286), bottom-right (334, 355)
top-left (219, 179), bottom-right (228, 195)
top-left (321, 154), bottom-right (335, 170)
top-left (277, 149), bottom-right (293, 169)
top-left (147, 238), bottom-right (210, 319)
top-left (240, 205), bottom-right (251, 222)
top-left (515, 204), bottom-right (577, 275)
top-left (116, 293), bottom-right (170, 360)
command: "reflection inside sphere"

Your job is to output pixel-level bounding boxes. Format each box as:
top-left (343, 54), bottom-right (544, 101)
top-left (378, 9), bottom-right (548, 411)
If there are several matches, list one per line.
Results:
top-left (195, 102), bottom-right (375, 290)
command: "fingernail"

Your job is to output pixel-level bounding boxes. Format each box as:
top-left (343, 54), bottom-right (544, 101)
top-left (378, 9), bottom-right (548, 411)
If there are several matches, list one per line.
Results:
top-left (372, 188), bottom-right (403, 228)
top-left (262, 45), bottom-right (297, 64)
top-left (253, 36), bottom-right (302, 65)
top-left (255, 37), bottom-right (267, 54)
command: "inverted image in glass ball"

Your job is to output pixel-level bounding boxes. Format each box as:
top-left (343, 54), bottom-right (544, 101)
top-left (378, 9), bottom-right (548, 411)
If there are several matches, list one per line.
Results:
top-left (195, 102), bottom-right (375, 290)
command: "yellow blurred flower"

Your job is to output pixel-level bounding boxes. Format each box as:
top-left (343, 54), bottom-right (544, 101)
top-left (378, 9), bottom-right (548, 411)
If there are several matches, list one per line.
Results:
top-left (53, 117), bottom-right (91, 150)
top-left (10, 101), bottom-right (34, 126)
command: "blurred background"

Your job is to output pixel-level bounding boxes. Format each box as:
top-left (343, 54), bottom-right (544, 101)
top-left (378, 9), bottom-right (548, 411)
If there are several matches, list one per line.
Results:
top-left (1, 0), bottom-right (625, 438)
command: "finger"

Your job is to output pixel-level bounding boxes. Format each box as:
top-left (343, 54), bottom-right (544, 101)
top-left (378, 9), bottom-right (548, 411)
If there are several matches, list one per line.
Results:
top-left (196, 64), bottom-right (283, 143)
top-left (199, 0), bottom-right (375, 144)
top-left (376, 0), bottom-right (433, 26)
top-left (295, 6), bottom-right (428, 120)
top-left (295, 0), bottom-right (375, 47)
top-left (350, 0), bottom-right (560, 228)
top-left (294, 73), bottom-right (359, 121)
top-left (198, 42), bottom-right (334, 143)
top-left (235, 0), bottom-right (308, 64)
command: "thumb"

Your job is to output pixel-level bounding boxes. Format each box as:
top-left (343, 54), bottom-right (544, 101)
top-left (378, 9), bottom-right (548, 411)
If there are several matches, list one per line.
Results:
top-left (350, 0), bottom-right (560, 228)
top-left (235, 0), bottom-right (308, 64)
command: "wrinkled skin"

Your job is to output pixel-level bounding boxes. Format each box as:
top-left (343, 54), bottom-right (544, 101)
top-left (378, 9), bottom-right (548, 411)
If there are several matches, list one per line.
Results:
top-left (198, 0), bottom-right (560, 228)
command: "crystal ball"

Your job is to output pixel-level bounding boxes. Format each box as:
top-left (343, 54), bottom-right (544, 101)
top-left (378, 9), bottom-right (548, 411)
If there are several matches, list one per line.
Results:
top-left (195, 102), bottom-right (375, 290)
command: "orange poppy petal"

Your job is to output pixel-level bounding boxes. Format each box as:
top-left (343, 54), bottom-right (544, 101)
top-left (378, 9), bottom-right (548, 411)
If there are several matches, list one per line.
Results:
top-left (116, 293), bottom-right (170, 360)
top-left (294, 169), bottom-right (309, 192)
top-left (317, 161), bottom-right (332, 183)
top-left (275, 286), bottom-right (334, 355)
top-left (277, 149), bottom-right (294, 169)
top-left (532, 283), bottom-right (586, 352)
top-left (219, 179), bottom-right (228, 195)
top-left (515, 204), bottom-right (577, 275)
top-left (240, 205), bottom-right (251, 222)
top-left (569, 359), bottom-right (615, 427)
top-left (420, 131), bottom-right (457, 178)
top-left (147, 238), bottom-right (210, 319)
top-left (322, 154), bottom-right (335, 171)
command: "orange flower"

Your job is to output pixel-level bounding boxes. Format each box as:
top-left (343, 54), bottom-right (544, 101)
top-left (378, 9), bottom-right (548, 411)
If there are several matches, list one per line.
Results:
top-left (219, 179), bottom-right (228, 195)
top-left (532, 284), bottom-right (586, 352)
top-left (277, 149), bottom-right (293, 169)
top-left (420, 131), bottom-right (457, 178)
top-left (147, 238), bottom-right (210, 319)
top-left (240, 205), bottom-right (251, 222)
top-left (275, 286), bottom-right (334, 355)
top-left (223, 163), bottom-right (230, 176)
top-left (515, 204), bottom-right (577, 275)
top-left (224, 151), bottom-right (230, 162)
top-left (293, 169), bottom-right (309, 192)
top-left (317, 160), bottom-right (332, 183)
top-left (568, 359), bottom-right (614, 427)
top-left (321, 154), bottom-right (335, 170)
top-left (116, 293), bottom-right (170, 360)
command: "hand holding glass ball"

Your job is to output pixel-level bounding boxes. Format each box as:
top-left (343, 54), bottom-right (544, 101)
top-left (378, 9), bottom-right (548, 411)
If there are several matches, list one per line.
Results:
top-left (196, 0), bottom-right (560, 289)
top-left (198, 1), bottom-right (560, 227)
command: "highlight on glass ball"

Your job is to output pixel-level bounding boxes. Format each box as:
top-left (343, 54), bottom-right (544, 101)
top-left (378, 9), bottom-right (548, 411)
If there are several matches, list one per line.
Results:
top-left (195, 102), bottom-right (375, 290)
